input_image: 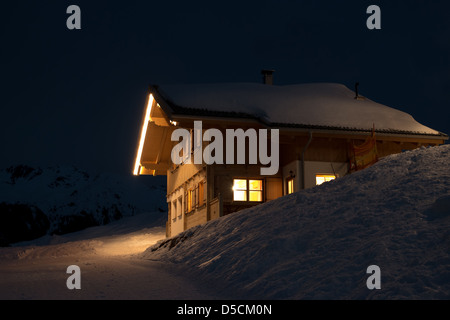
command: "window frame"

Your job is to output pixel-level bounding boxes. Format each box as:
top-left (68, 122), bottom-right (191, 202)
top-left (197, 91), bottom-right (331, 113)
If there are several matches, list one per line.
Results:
top-left (177, 196), bottom-right (183, 219)
top-left (198, 181), bottom-right (205, 207)
top-left (187, 189), bottom-right (193, 212)
top-left (232, 178), bottom-right (264, 203)
top-left (315, 174), bottom-right (338, 185)
top-left (286, 177), bottom-right (294, 195)
top-left (171, 200), bottom-right (177, 220)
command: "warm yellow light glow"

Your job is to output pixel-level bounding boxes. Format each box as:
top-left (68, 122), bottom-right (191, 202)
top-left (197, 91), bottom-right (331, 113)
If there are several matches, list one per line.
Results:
top-left (287, 178), bottom-right (294, 194)
top-left (316, 174), bottom-right (336, 185)
top-left (249, 180), bottom-right (262, 191)
top-left (170, 120), bottom-right (178, 126)
top-left (233, 179), bottom-right (247, 201)
top-left (198, 181), bottom-right (204, 206)
top-left (133, 94), bottom-right (154, 175)
top-left (249, 180), bottom-right (262, 201)
top-left (96, 232), bottom-right (166, 256)
top-left (233, 179), bottom-right (247, 191)
top-left (249, 191), bottom-right (262, 201)
top-left (234, 190), bottom-right (247, 201)
top-left (188, 189), bottom-right (193, 212)
top-left (233, 179), bottom-right (263, 202)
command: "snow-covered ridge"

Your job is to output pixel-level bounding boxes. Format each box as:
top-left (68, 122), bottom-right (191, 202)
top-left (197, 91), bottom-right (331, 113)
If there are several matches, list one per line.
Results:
top-left (0, 165), bottom-right (166, 245)
top-left (159, 82), bottom-right (441, 135)
top-left (145, 145), bottom-right (450, 299)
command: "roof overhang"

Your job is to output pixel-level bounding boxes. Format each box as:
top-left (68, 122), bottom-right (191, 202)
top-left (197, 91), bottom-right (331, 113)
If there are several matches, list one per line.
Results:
top-left (165, 113), bottom-right (448, 144)
top-left (133, 85), bottom-right (448, 176)
top-left (133, 93), bottom-right (176, 176)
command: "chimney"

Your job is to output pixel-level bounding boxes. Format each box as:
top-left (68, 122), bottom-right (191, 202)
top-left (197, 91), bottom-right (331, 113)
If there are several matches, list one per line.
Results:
top-left (261, 69), bottom-right (275, 85)
top-left (354, 82), bottom-right (359, 99)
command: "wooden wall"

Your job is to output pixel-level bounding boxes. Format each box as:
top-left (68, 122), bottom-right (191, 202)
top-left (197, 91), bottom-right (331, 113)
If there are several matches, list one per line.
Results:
top-left (164, 126), bottom-right (445, 236)
top-left (184, 206), bottom-right (208, 231)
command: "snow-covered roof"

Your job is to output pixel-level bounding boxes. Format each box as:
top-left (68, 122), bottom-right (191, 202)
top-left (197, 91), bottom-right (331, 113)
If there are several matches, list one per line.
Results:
top-left (155, 82), bottom-right (443, 136)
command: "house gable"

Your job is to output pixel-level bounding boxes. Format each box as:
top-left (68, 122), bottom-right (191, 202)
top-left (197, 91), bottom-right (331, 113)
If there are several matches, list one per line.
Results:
top-left (133, 93), bottom-right (176, 176)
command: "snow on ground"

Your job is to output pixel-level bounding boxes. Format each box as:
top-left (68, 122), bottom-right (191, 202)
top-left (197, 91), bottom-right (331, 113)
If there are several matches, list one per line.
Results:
top-left (0, 212), bottom-right (225, 300)
top-left (1, 145), bottom-right (449, 300)
top-left (145, 145), bottom-right (450, 299)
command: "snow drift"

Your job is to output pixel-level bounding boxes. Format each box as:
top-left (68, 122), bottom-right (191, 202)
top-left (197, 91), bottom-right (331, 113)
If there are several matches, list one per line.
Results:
top-left (0, 165), bottom-right (166, 246)
top-left (145, 145), bottom-right (450, 299)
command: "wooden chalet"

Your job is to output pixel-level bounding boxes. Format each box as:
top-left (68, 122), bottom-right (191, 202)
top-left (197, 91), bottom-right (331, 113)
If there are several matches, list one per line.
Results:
top-left (133, 80), bottom-right (448, 237)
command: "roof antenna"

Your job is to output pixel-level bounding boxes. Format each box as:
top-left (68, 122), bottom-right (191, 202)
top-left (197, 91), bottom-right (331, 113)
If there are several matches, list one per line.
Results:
top-left (354, 82), bottom-right (359, 99)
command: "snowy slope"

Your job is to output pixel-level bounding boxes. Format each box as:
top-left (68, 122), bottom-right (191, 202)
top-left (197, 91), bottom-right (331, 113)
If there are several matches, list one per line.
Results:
top-left (0, 165), bottom-right (166, 244)
top-left (159, 83), bottom-right (441, 135)
top-left (145, 145), bottom-right (450, 299)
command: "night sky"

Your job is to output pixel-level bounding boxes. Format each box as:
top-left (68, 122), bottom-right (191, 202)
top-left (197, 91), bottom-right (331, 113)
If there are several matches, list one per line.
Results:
top-left (1, 1), bottom-right (449, 175)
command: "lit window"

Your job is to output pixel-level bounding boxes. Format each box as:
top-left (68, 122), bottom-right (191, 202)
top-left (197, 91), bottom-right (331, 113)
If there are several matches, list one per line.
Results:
top-left (287, 178), bottom-right (294, 194)
top-left (198, 181), bottom-right (204, 207)
top-left (249, 180), bottom-right (262, 202)
top-left (233, 179), bottom-right (247, 201)
top-left (188, 189), bottom-right (193, 212)
top-left (233, 179), bottom-right (263, 202)
top-left (316, 174), bottom-right (337, 185)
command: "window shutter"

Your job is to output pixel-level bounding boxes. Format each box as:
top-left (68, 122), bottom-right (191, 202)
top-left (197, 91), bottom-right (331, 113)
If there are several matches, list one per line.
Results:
top-left (198, 181), bottom-right (204, 206)
top-left (194, 186), bottom-right (198, 208)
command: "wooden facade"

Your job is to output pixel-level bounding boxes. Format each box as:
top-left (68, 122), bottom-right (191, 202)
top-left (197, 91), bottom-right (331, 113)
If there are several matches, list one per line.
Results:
top-left (133, 85), bottom-right (448, 237)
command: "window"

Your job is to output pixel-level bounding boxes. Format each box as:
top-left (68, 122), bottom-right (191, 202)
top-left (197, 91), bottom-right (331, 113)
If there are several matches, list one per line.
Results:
top-left (233, 179), bottom-right (247, 201)
top-left (233, 179), bottom-right (263, 202)
top-left (172, 200), bottom-right (177, 220)
top-left (186, 181), bottom-right (206, 213)
top-left (316, 174), bottom-right (337, 185)
top-left (287, 178), bottom-right (294, 194)
top-left (188, 189), bottom-right (193, 212)
top-left (198, 181), bottom-right (204, 207)
top-left (177, 196), bottom-right (182, 218)
top-left (193, 186), bottom-right (197, 209)
top-left (249, 180), bottom-right (263, 201)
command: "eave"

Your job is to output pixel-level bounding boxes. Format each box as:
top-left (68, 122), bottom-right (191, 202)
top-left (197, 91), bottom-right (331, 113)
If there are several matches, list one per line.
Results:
top-left (133, 86), bottom-right (448, 176)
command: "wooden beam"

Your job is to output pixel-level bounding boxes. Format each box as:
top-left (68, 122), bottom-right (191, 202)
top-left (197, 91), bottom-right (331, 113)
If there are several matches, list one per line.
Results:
top-left (141, 162), bottom-right (170, 171)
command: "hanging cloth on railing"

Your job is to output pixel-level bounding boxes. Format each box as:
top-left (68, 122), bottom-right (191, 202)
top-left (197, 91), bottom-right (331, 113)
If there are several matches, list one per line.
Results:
top-left (351, 124), bottom-right (378, 171)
